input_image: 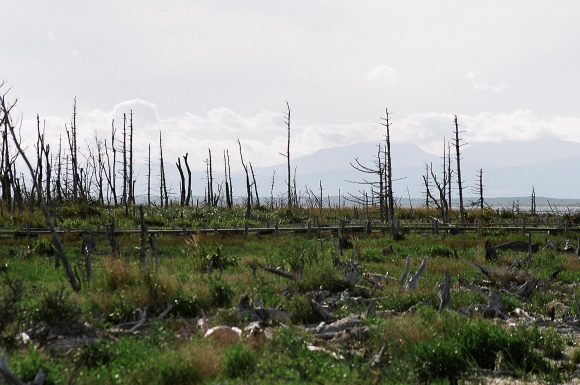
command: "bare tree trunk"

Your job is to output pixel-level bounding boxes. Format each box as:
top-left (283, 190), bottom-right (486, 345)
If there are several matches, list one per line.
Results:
top-left (122, 113), bottom-right (127, 206)
top-left (479, 169), bottom-right (484, 210)
top-left (147, 143), bottom-right (151, 206)
top-left (159, 132), bottom-right (168, 208)
top-left (282, 102), bottom-right (292, 207)
top-left (129, 110), bottom-right (134, 205)
top-left (453, 115), bottom-right (465, 223)
top-left (223, 150), bottom-right (231, 209)
top-left (447, 142), bottom-right (452, 210)
top-left (176, 157), bottom-right (186, 207)
top-left (184, 153), bottom-right (192, 207)
top-left (237, 139), bottom-right (251, 218)
top-left (250, 162), bottom-right (260, 207)
top-left (270, 170), bottom-right (275, 209)
top-left (381, 108), bottom-right (395, 224)
top-left (2, 93), bottom-right (80, 291)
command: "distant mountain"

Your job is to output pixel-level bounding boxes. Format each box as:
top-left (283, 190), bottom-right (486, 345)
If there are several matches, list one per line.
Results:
top-left (143, 138), bottom-right (580, 202)
top-left (245, 138), bottom-right (580, 200)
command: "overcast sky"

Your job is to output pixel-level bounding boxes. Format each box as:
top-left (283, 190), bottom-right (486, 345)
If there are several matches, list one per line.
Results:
top-left (3, 1), bottom-right (580, 172)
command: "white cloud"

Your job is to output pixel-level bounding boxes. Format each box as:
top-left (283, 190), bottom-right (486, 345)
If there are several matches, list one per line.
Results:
top-left (69, 50), bottom-right (79, 59)
top-left (48, 30), bottom-right (56, 42)
top-left (365, 65), bottom-right (398, 87)
top-left (467, 71), bottom-right (507, 92)
top-left (15, 101), bottom-right (580, 177)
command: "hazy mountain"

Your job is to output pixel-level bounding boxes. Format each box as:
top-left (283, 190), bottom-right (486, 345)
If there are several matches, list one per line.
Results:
top-left (245, 139), bottom-right (580, 200)
top-left (147, 138), bottom-right (580, 203)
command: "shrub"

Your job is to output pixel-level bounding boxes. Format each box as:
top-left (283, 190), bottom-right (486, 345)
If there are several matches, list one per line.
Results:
top-left (32, 238), bottom-right (56, 257)
top-left (222, 342), bottom-right (257, 380)
top-left (284, 295), bottom-right (318, 324)
top-left (32, 287), bottom-right (81, 324)
top-left (453, 318), bottom-right (506, 370)
top-left (409, 337), bottom-right (468, 383)
top-left (208, 278), bottom-right (234, 308)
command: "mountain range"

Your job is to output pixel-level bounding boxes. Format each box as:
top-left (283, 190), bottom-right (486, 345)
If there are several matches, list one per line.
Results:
top-left (155, 138), bottom-right (580, 205)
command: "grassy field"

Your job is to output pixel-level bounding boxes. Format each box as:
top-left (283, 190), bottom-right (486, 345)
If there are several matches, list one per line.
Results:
top-left (1, 203), bottom-right (580, 384)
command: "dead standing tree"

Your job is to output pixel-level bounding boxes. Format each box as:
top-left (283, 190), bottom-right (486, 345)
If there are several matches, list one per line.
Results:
top-left (159, 132), bottom-right (168, 207)
top-left (1, 90), bottom-right (80, 292)
top-left (349, 144), bottom-right (387, 222)
top-left (281, 102), bottom-right (292, 207)
top-left (379, 108), bottom-right (395, 225)
top-left (176, 157), bottom-right (186, 207)
top-left (470, 169), bottom-right (485, 210)
top-left (237, 139), bottom-right (252, 218)
top-left (453, 115), bottom-right (466, 223)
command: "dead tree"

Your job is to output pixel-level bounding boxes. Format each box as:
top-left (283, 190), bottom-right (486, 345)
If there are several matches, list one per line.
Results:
top-left (270, 170), bottom-right (276, 209)
top-left (379, 108), bottom-right (395, 224)
top-left (531, 186), bottom-right (536, 215)
top-left (128, 110), bottom-right (134, 205)
top-left (176, 157), bottom-right (186, 207)
top-left (65, 98), bottom-right (81, 201)
top-left (423, 163), bottom-right (430, 208)
top-left (122, 113), bottom-right (127, 205)
top-left (184, 153), bottom-right (192, 206)
top-left (249, 162), bottom-right (260, 207)
top-left (423, 161), bottom-right (449, 223)
top-left (349, 144), bottom-right (386, 222)
top-left (453, 115), bottom-right (466, 223)
top-left (103, 121), bottom-right (118, 205)
top-left (237, 139), bottom-right (252, 218)
top-left (447, 142), bottom-right (452, 210)
top-left (159, 132), bottom-right (168, 207)
top-left (147, 144), bottom-right (151, 206)
top-left (2, 91), bottom-right (80, 291)
top-left (470, 169), bottom-right (484, 209)
top-left (281, 102), bottom-right (292, 207)
top-left (224, 149), bottom-right (232, 209)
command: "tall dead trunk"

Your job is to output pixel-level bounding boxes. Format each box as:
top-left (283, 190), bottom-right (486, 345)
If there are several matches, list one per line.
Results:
top-left (129, 110), bottom-right (134, 205)
top-left (453, 115), bottom-right (465, 223)
top-left (250, 162), bottom-right (260, 207)
top-left (147, 143), bottom-right (151, 206)
top-left (282, 102), bottom-right (292, 207)
top-left (224, 149), bottom-right (231, 209)
top-left (159, 132), bottom-right (168, 208)
top-left (184, 153), bottom-right (192, 206)
top-left (176, 157), bottom-right (186, 207)
top-left (2, 92), bottom-right (80, 291)
top-left (122, 113), bottom-right (127, 206)
top-left (237, 139), bottom-right (251, 218)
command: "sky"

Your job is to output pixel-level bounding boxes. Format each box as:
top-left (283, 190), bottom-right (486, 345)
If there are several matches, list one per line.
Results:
top-left (3, 1), bottom-right (580, 176)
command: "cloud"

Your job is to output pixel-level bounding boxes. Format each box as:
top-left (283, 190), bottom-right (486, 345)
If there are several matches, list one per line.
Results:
top-left (48, 30), bottom-right (56, 42)
top-left (69, 50), bottom-right (79, 59)
top-left (15, 100), bottom-right (580, 178)
top-left (467, 71), bottom-right (507, 92)
top-left (366, 65), bottom-right (398, 87)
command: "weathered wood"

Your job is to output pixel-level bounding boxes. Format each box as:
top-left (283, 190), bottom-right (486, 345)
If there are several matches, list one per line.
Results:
top-left (439, 269), bottom-right (450, 311)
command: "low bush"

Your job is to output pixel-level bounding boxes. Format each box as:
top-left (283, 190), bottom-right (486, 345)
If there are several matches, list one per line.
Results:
top-left (408, 337), bottom-right (468, 383)
top-left (222, 342), bottom-right (257, 380)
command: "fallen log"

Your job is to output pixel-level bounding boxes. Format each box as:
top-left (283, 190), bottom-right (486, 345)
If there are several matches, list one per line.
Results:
top-left (495, 240), bottom-right (540, 253)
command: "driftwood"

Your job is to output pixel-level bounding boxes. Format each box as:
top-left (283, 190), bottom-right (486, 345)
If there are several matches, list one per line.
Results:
top-left (237, 295), bottom-right (291, 324)
top-left (514, 278), bottom-right (539, 299)
top-left (400, 255), bottom-right (410, 287)
top-left (466, 260), bottom-right (507, 286)
top-left (262, 266), bottom-right (295, 281)
top-left (459, 278), bottom-right (507, 318)
top-left (495, 240), bottom-right (540, 253)
top-left (0, 349), bottom-right (45, 385)
top-left (439, 269), bottom-right (450, 311)
top-left (405, 255), bottom-right (428, 290)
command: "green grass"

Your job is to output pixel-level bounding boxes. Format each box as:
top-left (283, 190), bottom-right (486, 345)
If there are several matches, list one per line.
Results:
top-left (1, 203), bottom-right (580, 384)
